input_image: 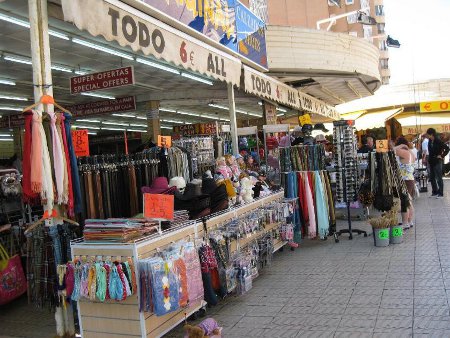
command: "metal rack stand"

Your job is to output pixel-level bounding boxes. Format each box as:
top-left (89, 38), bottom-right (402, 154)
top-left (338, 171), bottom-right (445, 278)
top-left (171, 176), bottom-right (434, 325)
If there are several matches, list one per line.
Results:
top-left (332, 121), bottom-right (367, 242)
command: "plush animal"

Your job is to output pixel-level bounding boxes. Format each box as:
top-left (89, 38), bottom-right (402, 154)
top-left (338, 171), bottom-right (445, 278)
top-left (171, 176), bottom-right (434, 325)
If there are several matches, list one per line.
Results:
top-left (240, 177), bottom-right (254, 203)
top-left (184, 318), bottom-right (221, 338)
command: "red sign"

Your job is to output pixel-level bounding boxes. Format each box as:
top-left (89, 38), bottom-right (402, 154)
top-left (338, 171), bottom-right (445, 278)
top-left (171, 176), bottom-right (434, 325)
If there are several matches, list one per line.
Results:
top-left (70, 66), bottom-right (134, 94)
top-left (71, 129), bottom-right (90, 157)
top-left (173, 123), bottom-right (217, 136)
top-left (143, 194), bottom-right (174, 220)
top-left (68, 96), bottom-right (136, 118)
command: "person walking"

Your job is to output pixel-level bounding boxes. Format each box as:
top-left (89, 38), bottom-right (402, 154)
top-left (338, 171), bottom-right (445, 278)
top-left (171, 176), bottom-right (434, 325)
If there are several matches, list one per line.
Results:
top-left (427, 128), bottom-right (450, 198)
top-left (421, 134), bottom-right (430, 178)
top-left (395, 137), bottom-right (416, 229)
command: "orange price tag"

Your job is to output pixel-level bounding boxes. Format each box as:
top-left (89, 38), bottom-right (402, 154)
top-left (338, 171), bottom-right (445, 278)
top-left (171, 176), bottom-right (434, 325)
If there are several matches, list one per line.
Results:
top-left (71, 129), bottom-right (90, 157)
top-left (376, 139), bottom-right (389, 153)
top-left (157, 135), bottom-right (172, 148)
top-left (143, 194), bottom-right (174, 220)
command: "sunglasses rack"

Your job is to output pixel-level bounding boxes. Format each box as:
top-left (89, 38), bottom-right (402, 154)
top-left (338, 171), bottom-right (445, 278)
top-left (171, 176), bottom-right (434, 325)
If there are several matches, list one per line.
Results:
top-left (332, 121), bottom-right (367, 242)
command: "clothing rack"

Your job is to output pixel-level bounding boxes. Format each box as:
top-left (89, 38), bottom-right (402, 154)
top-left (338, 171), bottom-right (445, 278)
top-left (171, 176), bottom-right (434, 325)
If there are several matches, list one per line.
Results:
top-left (172, 136), bottom-right (215, 177)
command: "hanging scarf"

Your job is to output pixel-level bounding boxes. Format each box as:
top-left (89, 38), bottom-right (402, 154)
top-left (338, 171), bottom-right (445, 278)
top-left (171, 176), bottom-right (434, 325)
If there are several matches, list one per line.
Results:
top-left (304, 173), bottom-right (317, 238)
top-left (31, 111), bottom-right (43, 193)
top-left (55, 114), bottom-right (69, 204)
top-left (38, 115), bottom-right (54, 211)
top-left (60, 114), bottom-right (74, 216)
top-left (64, 113), bottom-right (82, 214)
top-left (314, 171), bottom-right (329, 239)
top-left (50, 113), bottom-right (65, 204)
top-left (23, 111), bottom-right (39, 203)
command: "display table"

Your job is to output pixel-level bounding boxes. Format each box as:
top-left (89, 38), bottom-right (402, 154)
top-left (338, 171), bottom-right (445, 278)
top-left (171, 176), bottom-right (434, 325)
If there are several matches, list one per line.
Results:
top-left (71, 191), bottom-right (285, 338)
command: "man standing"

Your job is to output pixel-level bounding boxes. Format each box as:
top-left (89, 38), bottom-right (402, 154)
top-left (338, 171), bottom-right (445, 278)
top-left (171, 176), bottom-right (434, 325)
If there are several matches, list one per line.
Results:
top-left (427, 128), bottom-right (450, 198)
top-left (358, 136), bottom-right (374, 153)
top-left (422, 134), bottom-right (429, 171)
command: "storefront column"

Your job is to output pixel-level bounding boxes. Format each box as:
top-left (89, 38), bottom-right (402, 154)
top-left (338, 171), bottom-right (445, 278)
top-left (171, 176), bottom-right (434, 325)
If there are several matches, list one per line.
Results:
top-left (227, 83), bottom-right (239, 155)
top-left (144, 100), bottom-right (161, 144)
top-left (28, 0), bottom-right (54, 112)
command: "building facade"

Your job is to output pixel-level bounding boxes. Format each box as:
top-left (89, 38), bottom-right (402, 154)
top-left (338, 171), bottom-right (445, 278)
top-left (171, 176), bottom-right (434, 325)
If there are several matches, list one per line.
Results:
top-left (242, 0), bottom-right (390, 85)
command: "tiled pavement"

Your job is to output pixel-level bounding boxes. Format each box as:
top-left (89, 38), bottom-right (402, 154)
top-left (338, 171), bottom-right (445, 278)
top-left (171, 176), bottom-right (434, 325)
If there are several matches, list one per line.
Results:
top-left (1, 181), bottom-right (450, 338)
top-left (167, 180), bottom-right (450, 338)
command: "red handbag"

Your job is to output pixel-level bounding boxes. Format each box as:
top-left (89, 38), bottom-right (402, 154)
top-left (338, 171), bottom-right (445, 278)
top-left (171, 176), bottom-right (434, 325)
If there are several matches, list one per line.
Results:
top-left (0, 244), bottom-right (27, 305)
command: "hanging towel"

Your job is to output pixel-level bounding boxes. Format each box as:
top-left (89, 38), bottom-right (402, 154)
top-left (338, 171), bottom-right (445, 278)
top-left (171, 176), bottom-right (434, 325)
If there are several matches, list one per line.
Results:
top-left (315, 171), bottom-right (329, 239)
top-left (64, 113), bottom-right (82, 214)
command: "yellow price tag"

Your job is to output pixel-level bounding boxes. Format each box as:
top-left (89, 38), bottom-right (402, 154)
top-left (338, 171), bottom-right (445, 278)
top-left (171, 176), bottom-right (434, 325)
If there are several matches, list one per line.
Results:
top-left (376, 139), bottom-right (388, 153)
top-left (298, 114), bottom-right (312, 126)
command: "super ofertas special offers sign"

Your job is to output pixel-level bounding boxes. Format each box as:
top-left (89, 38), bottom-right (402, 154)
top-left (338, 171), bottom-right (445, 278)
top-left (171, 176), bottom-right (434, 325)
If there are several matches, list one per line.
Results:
top-left (61, 0), bottom-right (242, 87)
top-left (70, 66), bottom-right (134, 94)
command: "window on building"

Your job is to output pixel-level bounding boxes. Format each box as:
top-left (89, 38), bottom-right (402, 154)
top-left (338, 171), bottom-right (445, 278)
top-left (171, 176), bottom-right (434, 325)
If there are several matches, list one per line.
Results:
top-left (375, 5), bottom-right (385, 16)
top-left (347, 13), bottom-right (357, 24)
top-left (380, 40), bottom-right (387, 51)
top-left (380, 59), bottom-right (389, 69)
top-left (363, 26), bottom-right (372, 39)
top-left (377, 23), bottom-right (385, 34)
top-left (349, 31), bottom-right (358, 37)
top-left (345, 0), bottom-right (354, 5)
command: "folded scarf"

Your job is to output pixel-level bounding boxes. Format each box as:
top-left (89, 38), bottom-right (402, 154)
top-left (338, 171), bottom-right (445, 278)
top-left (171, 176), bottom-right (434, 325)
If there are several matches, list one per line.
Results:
top-left (31, 111), bottom-right (43, 193)
top-left (50, 113), bottom-right (65, 204)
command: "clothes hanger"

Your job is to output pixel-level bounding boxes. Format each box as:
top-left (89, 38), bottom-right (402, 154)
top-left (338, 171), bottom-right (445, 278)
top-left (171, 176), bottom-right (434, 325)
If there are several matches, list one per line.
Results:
top-left (22, 95), bottom-right (73, 115)
top-left (25, 209), bottom-right (79, 234)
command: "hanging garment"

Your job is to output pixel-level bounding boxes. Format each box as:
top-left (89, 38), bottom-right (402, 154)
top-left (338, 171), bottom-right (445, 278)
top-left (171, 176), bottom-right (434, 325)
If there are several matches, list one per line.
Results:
top-left (31, 111), bottom-right (43, 194)
top-left (60, 114), bottom-right (74, 216)
top-left (23, 111), bottom-right (39, 203)
top-left (49, 113), bottom-right (66, 204)
top-left (149, 258), bottom-right (180, 316)
top-left (64, 113), bottom-right (83, 214)
top-left (304, 173), bottom-right (317, 238)
top-left (314, 171), bottom-right (329, 239)
top-left (55, 114), bottom-right (69, 205)
top-left (36, 112), bottom-right (54, 211)
top-left (183, 244), bottom-right (204, 304)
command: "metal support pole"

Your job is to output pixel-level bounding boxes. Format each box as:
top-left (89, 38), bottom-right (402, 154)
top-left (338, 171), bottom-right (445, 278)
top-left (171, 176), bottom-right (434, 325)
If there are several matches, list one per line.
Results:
top-left (227, 83), bottom-right (238, 155)
top-left (28, 0), bottom-right (54, 113)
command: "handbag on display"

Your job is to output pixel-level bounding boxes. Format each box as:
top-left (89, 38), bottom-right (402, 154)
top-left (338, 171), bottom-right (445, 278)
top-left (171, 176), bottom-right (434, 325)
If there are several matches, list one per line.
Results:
top-left (0, 244), bottom-right (27, 305)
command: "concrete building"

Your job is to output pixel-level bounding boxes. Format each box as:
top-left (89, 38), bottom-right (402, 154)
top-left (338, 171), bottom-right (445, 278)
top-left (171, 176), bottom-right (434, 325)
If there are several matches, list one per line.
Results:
top-left (238, 0), bottom-right (387, 110)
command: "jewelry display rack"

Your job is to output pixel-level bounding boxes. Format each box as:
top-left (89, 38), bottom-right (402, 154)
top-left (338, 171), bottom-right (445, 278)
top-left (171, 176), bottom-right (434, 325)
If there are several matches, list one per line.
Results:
top-left (332, 120), bottom-right (367, 242)
top-left (71, 191), bottom-right (285, 338)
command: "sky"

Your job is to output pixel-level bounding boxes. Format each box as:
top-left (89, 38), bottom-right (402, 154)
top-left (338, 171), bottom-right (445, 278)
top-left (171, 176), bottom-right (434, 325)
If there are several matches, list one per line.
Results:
top-left (384, 0), bottom-right (450, 85)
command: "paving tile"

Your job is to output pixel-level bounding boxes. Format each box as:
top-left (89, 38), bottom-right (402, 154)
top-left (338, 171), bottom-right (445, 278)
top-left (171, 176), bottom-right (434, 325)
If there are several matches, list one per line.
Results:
top-left (344, 307), bottom-right (379, 316)
top-left (375, 315), bottom-right (413, 329)
top-left (378, 307), bottom-right (413, 317)
top-left (380, 297), bottom-right (413, 308)
top-left (338, 315), bottom-right (376, 331)
top-left (295, 330), bottom-right (337, 337)
top-left (372, 329), bottom-right (413, 337)
top-left (333, 331), bottom-right (373, 338)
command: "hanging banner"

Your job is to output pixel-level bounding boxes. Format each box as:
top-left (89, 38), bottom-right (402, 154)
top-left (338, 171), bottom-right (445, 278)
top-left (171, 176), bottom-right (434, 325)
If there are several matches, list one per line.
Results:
top-left (143, 193), bottom-right (174, 220)
top-left (137, 0), bottom-right (267, 68)
top-left (173, 123), bottom-right (217, 135)
top-left (68, 96), bottom-right (136, 117)
top-left (61, 0), bottom-right (242, 87)
top-left (70, 66), bottom-right (134, 94)
top-left (243, 65), bottom-right (300, 110)
top-left (298, 92), bottom-right (340, 120)
top-left (264, 102), bottom-right (277, 125)
top-left (402, 124), bottom-right (450, 135)
top-left (420, 100), bottom-right (450, 113)
top-left (71, 129), bottom-right (90, 157)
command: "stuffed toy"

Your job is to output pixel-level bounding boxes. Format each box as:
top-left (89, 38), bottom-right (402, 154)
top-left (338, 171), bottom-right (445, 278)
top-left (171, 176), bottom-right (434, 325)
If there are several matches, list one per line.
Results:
top-left (240, 177), bottom-right (254, 203)
top-left (215, 157), bottom-right (232, 179)
top-left (184, 318), bottom-right (221, 338)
